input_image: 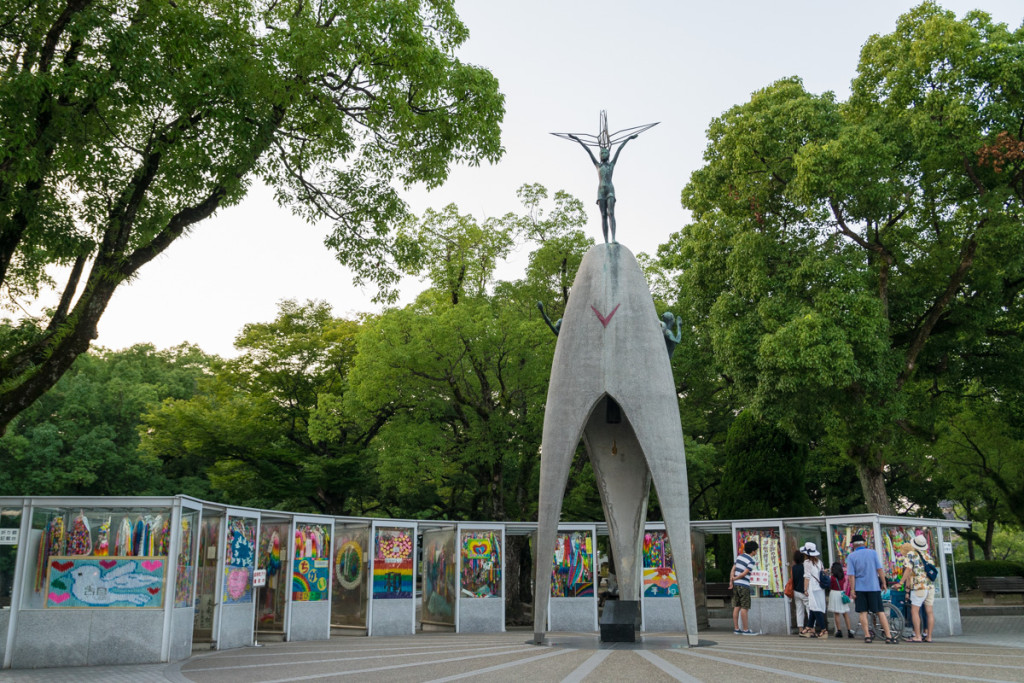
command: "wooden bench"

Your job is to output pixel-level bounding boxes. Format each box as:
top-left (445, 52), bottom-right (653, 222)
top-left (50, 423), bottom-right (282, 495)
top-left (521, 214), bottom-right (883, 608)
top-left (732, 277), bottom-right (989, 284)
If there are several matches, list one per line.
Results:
top-left (977, 576), bottom-right (1024, 605)
top-left (705, 582), bottom-right (732, 606)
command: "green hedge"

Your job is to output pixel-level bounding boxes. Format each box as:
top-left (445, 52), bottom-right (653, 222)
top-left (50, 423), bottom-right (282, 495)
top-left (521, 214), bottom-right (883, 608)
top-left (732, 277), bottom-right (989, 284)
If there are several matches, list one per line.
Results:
top-left (705, 567), bottom-right (726, 583)
top-left (954, 560), bottom-right (1024, 591)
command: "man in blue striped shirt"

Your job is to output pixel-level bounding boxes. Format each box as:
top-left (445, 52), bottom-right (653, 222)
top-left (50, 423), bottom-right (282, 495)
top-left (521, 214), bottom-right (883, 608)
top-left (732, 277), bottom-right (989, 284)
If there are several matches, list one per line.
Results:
top-left (730, 540), bottom-right (760, 635)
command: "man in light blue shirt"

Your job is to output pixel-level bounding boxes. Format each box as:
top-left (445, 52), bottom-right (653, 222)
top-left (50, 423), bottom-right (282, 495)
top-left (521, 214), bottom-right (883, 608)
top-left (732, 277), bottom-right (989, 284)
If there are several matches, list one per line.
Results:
top-left (845, 534), bottom-right (895, 643)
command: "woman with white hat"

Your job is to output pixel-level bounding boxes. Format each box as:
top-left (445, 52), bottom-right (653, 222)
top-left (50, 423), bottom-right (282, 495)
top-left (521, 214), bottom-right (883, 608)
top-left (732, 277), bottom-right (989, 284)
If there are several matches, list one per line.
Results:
top-left (900, 535), bottom-right (936, 642)
top-left (801, 542), bottom-right (828, 638)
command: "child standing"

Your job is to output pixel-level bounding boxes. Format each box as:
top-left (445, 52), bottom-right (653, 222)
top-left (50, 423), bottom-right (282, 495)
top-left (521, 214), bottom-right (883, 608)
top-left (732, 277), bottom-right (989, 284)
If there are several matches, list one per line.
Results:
top-left (729, 540), bottom-right (760, 636)
top-left (829, 560), bottom-right (853, 637)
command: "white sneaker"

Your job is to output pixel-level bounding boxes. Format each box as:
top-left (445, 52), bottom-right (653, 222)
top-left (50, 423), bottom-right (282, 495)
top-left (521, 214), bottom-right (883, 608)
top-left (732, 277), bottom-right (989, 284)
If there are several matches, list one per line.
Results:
top-left (741, 629), bottom-right (758, 636)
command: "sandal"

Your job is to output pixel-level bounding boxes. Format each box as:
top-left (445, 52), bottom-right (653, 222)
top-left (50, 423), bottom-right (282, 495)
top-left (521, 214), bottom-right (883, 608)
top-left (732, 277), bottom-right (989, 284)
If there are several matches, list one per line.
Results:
top-left (885, 636), bottom-right (899, 644)
top-left (905, 637), bottom-right (924, 643)
top-left (864, 635), bottom-right (873, 643)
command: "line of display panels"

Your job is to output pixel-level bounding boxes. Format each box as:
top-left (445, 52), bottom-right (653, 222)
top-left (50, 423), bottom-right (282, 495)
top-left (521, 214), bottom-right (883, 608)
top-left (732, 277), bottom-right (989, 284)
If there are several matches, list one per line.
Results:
top-left (0, 496), bottom-right (969, 669)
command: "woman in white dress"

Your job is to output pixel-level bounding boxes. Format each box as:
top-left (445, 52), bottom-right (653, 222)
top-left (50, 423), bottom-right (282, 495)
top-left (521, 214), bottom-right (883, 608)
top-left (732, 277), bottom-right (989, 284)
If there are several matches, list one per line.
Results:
top-left (801, 543), bottom-right (828, 638)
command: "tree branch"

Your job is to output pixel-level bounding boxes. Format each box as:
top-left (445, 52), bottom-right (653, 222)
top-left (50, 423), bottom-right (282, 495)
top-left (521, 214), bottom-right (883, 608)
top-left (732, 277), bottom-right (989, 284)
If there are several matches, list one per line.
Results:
top-left (897, 234), bottom-right (978, 388)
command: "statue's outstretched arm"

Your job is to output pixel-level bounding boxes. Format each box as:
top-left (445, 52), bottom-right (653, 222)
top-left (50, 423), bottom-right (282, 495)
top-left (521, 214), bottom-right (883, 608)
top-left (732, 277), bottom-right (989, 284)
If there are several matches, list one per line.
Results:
top-left (568, 134), bottom-right (599, 167)
top-left (611, 134), bottom-right (638, 165)
top-left (537, 301), bottom-right (561, 337)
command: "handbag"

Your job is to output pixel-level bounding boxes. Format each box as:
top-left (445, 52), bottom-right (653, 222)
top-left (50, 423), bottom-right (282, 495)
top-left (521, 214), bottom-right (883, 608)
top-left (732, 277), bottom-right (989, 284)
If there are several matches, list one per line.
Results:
top-left (921, 556), bottom-right (939, 581)
top-left (783, 577), bottom-right (794, 598)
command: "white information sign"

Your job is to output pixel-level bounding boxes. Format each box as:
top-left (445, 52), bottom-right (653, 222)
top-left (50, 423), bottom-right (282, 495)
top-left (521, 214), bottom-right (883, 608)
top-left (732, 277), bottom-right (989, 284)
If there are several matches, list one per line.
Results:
top-left (749, 569), bottom-right (770, 586)
top-left (942, 541), bottom-right (953, 555)
top-left (253, 569), bottom-right (267, 587)
top-left (0, 528), bottom-right (18, 545)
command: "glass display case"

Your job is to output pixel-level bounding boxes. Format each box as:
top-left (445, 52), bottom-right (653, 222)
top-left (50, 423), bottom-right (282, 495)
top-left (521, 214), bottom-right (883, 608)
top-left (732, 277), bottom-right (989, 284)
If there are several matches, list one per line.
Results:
top-left (1, 506), bottom-right (23, 610)
top-left (642, 530), bottom-right (678, 598)
top-left (174, 509), bottom-right (199, 608)
top-left (882, 523), bottom-right (941, 596)
top-left (255, 519), bottom-right (290, 633)
top-left (330, 522), bottom-right (368, 628)
top-left (193, 514), bottom-right (222, 643)
top-left (421, 527), bottom-right (456, 627)
top-left (372, 527), bottom-right (414, 599)
top-left (292, 523), bottom-right (331, 602)
top-left (829, 522), bottom-right (876, 569)
top-left (22, 505), bottom-right (172, 610)
top-left (734, 526), bottom-right (784, 596)
top-left (222, 516), bottom-right (256, 605)
top-left (460, 529), bottom-right (502, 599)
top-left (551, 529), bottom-right (594, 598)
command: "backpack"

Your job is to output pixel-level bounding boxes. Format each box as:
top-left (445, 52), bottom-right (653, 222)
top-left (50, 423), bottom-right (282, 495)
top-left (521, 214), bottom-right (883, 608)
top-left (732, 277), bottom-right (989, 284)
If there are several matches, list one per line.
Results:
top-left (818, 569), bottom-right (830, 590)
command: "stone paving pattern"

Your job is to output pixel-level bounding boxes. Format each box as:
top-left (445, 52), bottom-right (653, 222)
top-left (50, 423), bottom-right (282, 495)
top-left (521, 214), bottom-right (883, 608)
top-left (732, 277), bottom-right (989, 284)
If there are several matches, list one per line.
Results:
top-left (2, 616), bottom-right (1022, 682)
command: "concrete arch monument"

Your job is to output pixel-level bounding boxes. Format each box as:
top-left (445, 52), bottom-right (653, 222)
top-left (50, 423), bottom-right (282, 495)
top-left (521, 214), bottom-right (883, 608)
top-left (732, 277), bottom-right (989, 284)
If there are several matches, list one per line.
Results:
top-left (532, 242), bottom-right (700, 646)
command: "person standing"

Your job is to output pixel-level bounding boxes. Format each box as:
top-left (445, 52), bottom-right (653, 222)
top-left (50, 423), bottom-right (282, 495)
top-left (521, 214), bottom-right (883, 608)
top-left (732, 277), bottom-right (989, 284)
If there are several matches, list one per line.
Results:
top-left (729, 540), bottom-right (760, 636)
top-left (846, 534), bottom-right (896, 644)
top-left (801, 543), bottom-right (827, 639)
top-left (790, 549), bottom-right (810, 635)
top-left (829, 560), bottom-right (854, 638)
top-left (901, 536), bottom-right (936, 642)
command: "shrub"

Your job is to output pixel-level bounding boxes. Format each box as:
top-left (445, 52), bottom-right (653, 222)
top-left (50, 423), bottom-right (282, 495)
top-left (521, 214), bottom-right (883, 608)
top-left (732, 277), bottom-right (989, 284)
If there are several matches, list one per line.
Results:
top-left (954, 560), bottom-right (1024, 591)
top-left (705, 567), bottom-right (726, 583)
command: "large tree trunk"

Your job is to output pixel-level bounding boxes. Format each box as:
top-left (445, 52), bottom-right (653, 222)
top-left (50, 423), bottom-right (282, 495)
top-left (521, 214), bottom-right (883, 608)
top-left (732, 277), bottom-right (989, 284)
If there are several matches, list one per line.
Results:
top-left (854, 455), bottom-right (893, 515)
top-left (983, 518), bottom-right (995, 561)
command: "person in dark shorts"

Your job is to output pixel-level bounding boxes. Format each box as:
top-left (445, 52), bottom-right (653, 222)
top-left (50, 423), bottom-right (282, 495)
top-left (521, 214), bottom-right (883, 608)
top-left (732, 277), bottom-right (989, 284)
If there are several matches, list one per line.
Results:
top-left (845, 534), bottom-right (895, 644)
top-left (729, 540), bottom-right (760, 635)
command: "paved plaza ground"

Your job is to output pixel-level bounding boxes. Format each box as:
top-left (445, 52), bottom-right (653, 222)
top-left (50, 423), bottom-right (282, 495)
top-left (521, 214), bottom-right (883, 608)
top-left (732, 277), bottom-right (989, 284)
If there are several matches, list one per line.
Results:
top-left (2, 616), bottom-right (1022, 682)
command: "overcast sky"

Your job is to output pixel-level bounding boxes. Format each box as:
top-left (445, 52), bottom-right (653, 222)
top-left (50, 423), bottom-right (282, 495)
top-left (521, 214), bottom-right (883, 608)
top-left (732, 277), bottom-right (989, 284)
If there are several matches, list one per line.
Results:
top-left (85, 1), bottom-right (1022, 357)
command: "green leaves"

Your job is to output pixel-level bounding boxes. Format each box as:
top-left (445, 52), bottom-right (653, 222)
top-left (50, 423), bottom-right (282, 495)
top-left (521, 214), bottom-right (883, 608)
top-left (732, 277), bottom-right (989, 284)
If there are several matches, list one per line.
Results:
top-left (138, 300), bottom-right (374, 513)
top-left (1, 0), bottom-right (505, 431)
top-left (0, 344), bottom-right (212, 497)
top-left (665, 4), bottom-right (1024, 513)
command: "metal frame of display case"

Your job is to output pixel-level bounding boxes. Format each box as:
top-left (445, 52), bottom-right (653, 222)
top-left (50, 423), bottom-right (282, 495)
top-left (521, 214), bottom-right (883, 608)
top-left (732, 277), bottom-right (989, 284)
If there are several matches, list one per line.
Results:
top-left (639, 521), bottom-right (691, 633)
top-left (288, 513), bottom-right (336, 642)
top-left (455, 522), bottom-right (505, 633)
top-left (168, 498), bottom-right (203, 661)
top-left (216, 507), bottom-right (261, 650)
top-left (3, 496), bottom-right (184, 667)
top-left (420, 525), bottom-right (457, 630)
top-left (826, 514), bottom-right (960, 637)
top-left (779, 519), bottom-right (828, 635)
top-left (329, 518), bottom-right (371, 632)
top-left (547, 523), bottom-right (598, 632)
top-left (730, 520), bottom-right (787, 636)
top-left (367, 520), bottom-right (418, 637)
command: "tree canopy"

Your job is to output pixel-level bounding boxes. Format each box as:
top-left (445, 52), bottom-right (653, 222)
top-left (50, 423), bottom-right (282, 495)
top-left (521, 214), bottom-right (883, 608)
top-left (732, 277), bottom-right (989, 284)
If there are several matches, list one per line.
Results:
top-left (659, 2), bottom-right (1024, 513)
top-left (1, 4), bottom-right (1022, 563)
top-left (0, 0), bottom-right (504, 432)
top-left (0, 343), bottom-right (211, 496)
